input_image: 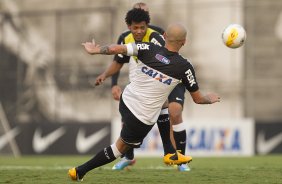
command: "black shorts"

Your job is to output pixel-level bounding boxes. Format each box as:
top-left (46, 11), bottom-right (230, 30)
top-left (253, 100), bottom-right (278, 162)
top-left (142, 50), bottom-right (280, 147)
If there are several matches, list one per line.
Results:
top-left (168, 83), bottom-right (186, 106)
top-left (119, 96), bottom-right (154, 148)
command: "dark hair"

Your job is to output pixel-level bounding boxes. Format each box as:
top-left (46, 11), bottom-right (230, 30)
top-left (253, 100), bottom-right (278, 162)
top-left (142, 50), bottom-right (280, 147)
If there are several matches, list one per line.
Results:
top-left (125, 8), bottom-right (150, 25)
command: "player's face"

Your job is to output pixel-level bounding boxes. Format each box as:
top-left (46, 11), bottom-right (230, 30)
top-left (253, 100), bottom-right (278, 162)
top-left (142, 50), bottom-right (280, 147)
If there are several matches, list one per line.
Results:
top-left (128, 21), bottom-right (148, 41)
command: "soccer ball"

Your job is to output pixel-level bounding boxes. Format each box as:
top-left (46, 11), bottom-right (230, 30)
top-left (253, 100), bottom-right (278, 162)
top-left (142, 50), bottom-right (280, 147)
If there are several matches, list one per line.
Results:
top-left (222, 24), bottom-right (246, 48)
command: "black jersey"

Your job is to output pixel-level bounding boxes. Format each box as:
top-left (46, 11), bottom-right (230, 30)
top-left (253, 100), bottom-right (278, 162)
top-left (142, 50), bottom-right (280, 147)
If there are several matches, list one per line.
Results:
top-left (123, 42), bottom-right (199, 125)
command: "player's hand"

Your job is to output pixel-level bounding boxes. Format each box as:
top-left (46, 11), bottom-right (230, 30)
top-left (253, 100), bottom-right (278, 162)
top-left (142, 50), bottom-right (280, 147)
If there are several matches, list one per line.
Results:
top-left (111, 85), bottom-right (122, 101)
top-left (82, 39), bottom-right (100, 55)
top-left (95, 73), bottom-right (106, 86)
top-left (207, 93), bottom-right (221, 103)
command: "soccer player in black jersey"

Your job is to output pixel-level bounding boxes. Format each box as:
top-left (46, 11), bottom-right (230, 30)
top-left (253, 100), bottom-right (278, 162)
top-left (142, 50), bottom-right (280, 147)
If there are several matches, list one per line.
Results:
top-left (111, 3), bottom-right (191, 171)
top-left (68, 23), bottom-right (220, 181)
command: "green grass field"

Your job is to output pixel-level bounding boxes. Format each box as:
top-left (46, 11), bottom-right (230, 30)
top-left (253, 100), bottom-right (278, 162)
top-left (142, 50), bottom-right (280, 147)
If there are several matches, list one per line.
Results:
top-left (0, 155), bottom-right (281, 184)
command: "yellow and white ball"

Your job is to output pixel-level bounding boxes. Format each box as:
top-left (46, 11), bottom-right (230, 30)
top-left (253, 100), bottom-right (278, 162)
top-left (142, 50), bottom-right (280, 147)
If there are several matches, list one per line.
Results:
top-left (222, 24), bottom-right (246, 49)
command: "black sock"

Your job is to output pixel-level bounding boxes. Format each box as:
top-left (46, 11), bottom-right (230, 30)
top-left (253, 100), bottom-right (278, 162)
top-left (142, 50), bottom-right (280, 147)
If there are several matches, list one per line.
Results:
top-left (157, 113), bottom-right (175, 155)
top-left (173, 130), bottom-right (186, 155)
top-left (124, 147), bottom-right (134, 160)
top-left (76, 146), bottom-right (117, 178)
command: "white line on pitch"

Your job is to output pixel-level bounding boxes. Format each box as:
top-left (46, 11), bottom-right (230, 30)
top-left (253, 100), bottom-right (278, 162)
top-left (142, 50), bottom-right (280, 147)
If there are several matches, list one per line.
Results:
top-left (0, 165), bottom-right (175, 170)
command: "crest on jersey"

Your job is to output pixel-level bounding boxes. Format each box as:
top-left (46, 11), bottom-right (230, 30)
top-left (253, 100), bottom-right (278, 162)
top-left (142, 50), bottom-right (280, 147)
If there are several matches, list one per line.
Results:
top-left (155, 54), bottom-right (170, 64)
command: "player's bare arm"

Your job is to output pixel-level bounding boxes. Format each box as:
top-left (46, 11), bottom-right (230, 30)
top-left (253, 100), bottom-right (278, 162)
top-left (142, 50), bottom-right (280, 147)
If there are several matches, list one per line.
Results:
top-left (190, 90), bottom-right (220, 104)
top-left (111, 85), bottom-right (122, 101)
top-left (82, 41), bottom-right (127, 55)
top-left (95, 61), bottom-right (124, 86)
top-left (104, 61), bottom-right (124, 77)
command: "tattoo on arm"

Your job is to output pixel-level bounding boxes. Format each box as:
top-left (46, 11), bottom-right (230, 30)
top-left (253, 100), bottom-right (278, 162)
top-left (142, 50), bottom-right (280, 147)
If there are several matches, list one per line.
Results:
top-left (100, 46), bottom-right (110, 54)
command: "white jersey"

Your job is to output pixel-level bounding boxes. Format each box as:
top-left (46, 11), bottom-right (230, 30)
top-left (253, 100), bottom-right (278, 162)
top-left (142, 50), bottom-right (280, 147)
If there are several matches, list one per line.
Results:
top-left (122, 42), bottom-right (199, 125)
top-left (128, 57), bottom-right (138, 82)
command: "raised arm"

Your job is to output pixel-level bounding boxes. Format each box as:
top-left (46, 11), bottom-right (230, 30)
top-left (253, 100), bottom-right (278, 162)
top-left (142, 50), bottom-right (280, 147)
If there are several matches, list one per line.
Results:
top-left (82, 40), bottom-right (138, 86)
top-left (82, 40), bottom-right (127, 55)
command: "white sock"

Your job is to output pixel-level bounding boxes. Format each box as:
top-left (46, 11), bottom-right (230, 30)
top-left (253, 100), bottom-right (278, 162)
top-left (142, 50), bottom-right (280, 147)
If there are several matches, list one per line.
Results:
top-left (110, 143), bottom-right (122, 158)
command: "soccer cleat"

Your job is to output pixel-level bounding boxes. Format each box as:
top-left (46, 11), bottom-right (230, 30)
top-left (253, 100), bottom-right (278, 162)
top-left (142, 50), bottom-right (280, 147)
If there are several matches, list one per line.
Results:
top-left (178, 164), bottom-right (191, 171)
top-left (112, 157), bottom-right (136, 170)
top-left (163, 152), bottom-right (192, 165)
top-left (68, 167), bottom-right (83, 182)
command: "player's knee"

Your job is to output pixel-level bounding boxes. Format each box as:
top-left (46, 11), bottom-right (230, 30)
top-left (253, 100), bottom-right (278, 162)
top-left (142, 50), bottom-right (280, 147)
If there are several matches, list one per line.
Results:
top-left (116, 137), bottom-right (131, 153)
top-left (169, 105), bottom-right (183, 123)
top-left (170, 116), bottom-right (182, 125)
top-left (169, 111), bottom-right (183, 124)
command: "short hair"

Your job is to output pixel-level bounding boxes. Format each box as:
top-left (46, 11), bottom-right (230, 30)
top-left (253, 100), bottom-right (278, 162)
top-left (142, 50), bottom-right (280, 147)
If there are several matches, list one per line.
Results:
top-left (125, 8), bottom-right (150, 25)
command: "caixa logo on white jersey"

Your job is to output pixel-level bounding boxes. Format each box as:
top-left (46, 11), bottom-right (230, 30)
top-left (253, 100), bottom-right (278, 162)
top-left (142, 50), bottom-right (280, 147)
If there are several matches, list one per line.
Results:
top-left (137, 43), bottom-right (150, 50)
top-left (141, 66), bottom-right (172, 85)
top-left (185, 69), bottom-right (196, 87)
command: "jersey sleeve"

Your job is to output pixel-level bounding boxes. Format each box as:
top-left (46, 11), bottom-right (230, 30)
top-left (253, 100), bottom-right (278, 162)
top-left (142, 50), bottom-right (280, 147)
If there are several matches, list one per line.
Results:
top-left (181, 63), bottom-right (199, 92)
top-left (125, 42), bottom-right (154, 57)
top-left (113, 33), bottom-right (130, 64)
top-left (149, 32), bottom-right (165, 47)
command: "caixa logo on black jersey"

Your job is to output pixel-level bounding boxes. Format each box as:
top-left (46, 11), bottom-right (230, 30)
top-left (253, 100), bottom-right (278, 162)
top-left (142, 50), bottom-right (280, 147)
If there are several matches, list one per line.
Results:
top-left (141, 66), bottom-right (172, 85)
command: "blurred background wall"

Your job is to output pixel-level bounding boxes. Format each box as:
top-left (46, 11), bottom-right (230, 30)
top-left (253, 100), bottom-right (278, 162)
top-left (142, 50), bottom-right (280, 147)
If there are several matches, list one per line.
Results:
top-left (0, 0), bottom-right (281, 156)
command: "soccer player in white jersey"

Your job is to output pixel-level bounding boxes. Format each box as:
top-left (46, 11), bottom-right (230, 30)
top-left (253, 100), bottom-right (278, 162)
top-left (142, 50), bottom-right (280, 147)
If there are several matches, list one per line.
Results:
top-left (68, 23), bottom-right (220, 181)
top-left (111, 2), bottom-right (192, 172)
top-left (110, 4), bottom-right (176, 171)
